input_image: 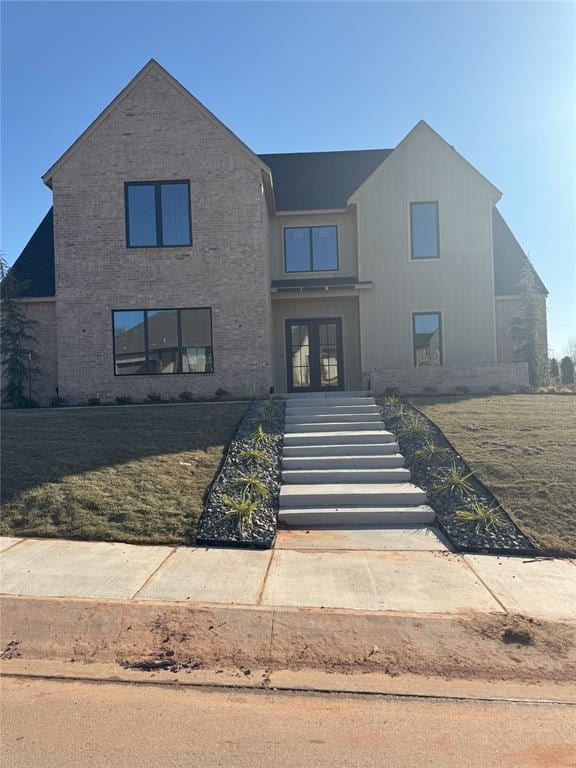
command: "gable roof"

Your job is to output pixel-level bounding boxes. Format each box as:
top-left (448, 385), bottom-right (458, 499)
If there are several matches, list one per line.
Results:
top-left (492, 208), bottom-right (547, 295)
top-left (42, 59), bottom-right (271, 188)
top-left (9, 209), bottom-right (55, 298)
top-left (259, 149), bottom-right (392, 211)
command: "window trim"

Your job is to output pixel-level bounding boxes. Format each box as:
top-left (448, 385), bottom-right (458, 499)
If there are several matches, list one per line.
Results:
top-left (125, 180), bottom-right (193, 249)
top-left (409, 201), bottom-right (440, 260)
top-left (283, 225), bottom-right (339, 273)
top-left (112, 306), bottom-right (214, 376)
top-left (412, 310), bottom-right (443, 367)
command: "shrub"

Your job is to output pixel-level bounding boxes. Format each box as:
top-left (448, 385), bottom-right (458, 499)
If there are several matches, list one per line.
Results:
top-left (560, 356), bottom-right (575, 385)
top-left (413, 440), bottom-right (450, 463)
top-left (250, 424), bottom-right (274, 446)
top-left (232, 474), bottom-right (269, 500)
top-left (215, 388), bottom-right (230, 399)
top-left (456, 501), bottom-right (505, 533)
top-left (49, 396), bottom-right (67, 408)
top-left (454, 385), bottom-right (471, 395)
top-left (238, 448), bottom-right (271, 466)
top-left (115, 395), bottom-right (132, 405)
top-left (384, 386), bottom-right (400, 397)
top-left (87, 396), bottom-right (101, 406)
top-left (432, 463), bottom-right (475, 497)
top-left (220, 495), bottom-right (259, 535)
top-left (397, 413), bottom-right (429, 438)
top-left (146, 392), bottom-right (162, 403)
top-left (383, 393), bottom-right (400, 406)
top-left (178, 391), bottom-right (195, 402)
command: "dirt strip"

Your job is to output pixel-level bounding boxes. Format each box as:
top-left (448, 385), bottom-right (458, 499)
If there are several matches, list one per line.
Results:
top-left (1, 595), bottom-right (575, 684)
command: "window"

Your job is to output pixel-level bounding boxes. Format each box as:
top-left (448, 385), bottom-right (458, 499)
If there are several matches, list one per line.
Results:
top-left (125, 181), bottom-right (192, 247)
top-left (410, 202), bottom-right (439, 259)
top-left (284, 226), bottom-right (338, 272)
top-left (413, 312), bottom-right (443, 366)
top-left (113, 308), bottom-right (213, 375)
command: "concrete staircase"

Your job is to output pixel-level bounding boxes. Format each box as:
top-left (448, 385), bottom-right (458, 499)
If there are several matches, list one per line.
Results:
top-left (279, 392), bottom-right (434, 527)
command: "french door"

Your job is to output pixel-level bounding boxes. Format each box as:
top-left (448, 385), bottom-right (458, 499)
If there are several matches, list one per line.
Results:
top-left (286, 318), bottom-right (344, 392)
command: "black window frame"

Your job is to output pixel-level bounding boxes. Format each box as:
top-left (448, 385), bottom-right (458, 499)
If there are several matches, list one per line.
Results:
top-left (410, 201), bottom-right (440, 260)
top-left (112, 306), bottom-right (214, 376)
top-left (125, 180), bottom-right (193, 248)
top-left (412, 311), bottom-right (443, 367)
top-left (283, 225), bottom-right (339, 273)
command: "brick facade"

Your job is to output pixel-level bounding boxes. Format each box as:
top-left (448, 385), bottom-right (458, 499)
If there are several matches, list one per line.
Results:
top-left (369, 362), bottom-right (529, 395)
top-left (50, 67), bottom-right (272, 402)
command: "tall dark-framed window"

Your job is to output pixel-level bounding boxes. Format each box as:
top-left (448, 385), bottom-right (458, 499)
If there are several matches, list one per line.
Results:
top-left (113, 307), bottom-right (213, 375)
top-left (412, 312), bottom-right (443, 366)
top-left (410, 201), bottom-right (439, 259)
top-left (284, 226), bottom-right (338, 272)
top-left (125, 181), bottom-right (192, 247)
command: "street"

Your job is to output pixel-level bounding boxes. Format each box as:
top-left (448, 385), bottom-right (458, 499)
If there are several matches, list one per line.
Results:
top-left (2, 676), bottom-right (575, 767)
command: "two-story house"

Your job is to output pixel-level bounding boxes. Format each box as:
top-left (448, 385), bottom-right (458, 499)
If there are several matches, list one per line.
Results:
top-left (11, 60), bottom-right (547, 404)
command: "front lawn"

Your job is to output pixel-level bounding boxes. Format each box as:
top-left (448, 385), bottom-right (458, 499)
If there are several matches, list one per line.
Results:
top-left (1, 402), bottom-right (248, 545)
top-left (410, 395), bottom-right (576, 556)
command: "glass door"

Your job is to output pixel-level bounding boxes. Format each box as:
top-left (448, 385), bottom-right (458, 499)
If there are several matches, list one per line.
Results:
top-left (286, 318), bottom-right (343, 392)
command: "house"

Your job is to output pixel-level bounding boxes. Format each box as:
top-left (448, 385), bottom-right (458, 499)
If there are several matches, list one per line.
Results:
top-left (10, 60), bottom-right (547, 405)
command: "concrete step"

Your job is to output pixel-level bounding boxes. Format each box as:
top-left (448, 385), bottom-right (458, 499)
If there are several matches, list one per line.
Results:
top-left (286, 413), bottom-right (383, 425)
top-left (285, 421), bottom-right (388, 433)
top-left (278, 505), bottom-right (435, 526)
top-left (285, 397), bottom-right (375, 408)
top-left (280, 483), bottom-right (427, 508)
top-left (284, 391), bottom-right (369, 399)
top-left (283, 442), bottom-right (400, 457)
top-left (282, 468), bottom-right (411, 484)
top-left (284, 431), bottom-right (396, 446)
top-left (282, 454), bottom-right (405, 470)
top-left (286, 404), bottom-right (379, 416)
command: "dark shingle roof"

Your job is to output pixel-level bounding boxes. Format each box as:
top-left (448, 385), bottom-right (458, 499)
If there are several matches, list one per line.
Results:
top-left (9, 208), bottom-right (55, 297)
top-left (259, 149), bottom-right (392, 211)
top-left (492, 208), bottom-right (547, 295)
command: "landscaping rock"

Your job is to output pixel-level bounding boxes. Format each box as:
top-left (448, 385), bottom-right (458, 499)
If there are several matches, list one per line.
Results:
top-left (378, 398), bottom-right (536, 555)
top-left (196, 400), bottom-right (285, 548)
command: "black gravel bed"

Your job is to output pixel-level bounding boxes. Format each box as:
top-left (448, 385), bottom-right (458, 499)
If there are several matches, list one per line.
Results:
top-left (378, 398), bottom-right (537, 555)
top-left (196, 399), bottom-right (285, 548)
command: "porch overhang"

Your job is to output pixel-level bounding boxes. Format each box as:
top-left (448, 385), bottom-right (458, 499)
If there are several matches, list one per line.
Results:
top-left (271, 276), bottom-right (372, 298)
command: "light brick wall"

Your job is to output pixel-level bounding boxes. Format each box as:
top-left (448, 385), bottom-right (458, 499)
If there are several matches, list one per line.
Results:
top-left (50, 68), bottom-right (272, 402)
top-left (18, 300), bottom-right (58, 405)
top-left (369, 362), bottom-right (529, 395)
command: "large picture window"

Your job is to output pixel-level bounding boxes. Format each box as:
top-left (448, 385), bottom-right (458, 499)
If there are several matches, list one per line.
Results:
top-left (410, 202), bottom-right (439, 259)
top-left (113, 308), bottom-right (213, 375)
top-left (284, 226), bottom-right (338, 272)
top-left (125, 181), bottom-right (192, 247)
top-left (413, 312), bottom-right (443, 366)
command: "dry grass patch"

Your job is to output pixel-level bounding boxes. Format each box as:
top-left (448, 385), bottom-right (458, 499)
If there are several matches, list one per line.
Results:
top-left (410, 395), bottom-right (576, 556)
top-left (1, 402), bottom-right (248, 544)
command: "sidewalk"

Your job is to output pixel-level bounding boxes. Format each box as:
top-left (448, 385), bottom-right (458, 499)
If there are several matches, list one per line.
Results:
top-left (1, 530), bottom-right (574, 619)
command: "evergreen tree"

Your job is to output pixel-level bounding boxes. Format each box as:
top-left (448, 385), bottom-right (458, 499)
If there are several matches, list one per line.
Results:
top-left (560, 356), bottom-right (575, 385)
top-left (510, 262), bottom-right (548, 386)
top-left (0, 257), bottom-right (39, 407)
top-left (549, 357), bottom-right (560, 383)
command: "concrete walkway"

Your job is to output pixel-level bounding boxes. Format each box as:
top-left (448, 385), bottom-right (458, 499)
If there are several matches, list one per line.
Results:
top-left (279, 392), bottom-right (433, 527)
top-left (1, 535), bottom-right (574, 620)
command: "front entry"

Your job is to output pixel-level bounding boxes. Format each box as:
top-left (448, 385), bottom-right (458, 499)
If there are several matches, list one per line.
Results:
top-left (286, 318), bottom-right (344, 392)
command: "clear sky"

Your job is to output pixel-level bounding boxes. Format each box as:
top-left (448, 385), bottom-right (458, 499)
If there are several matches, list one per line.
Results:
top-left (2, 0), bottom-right (575, 356)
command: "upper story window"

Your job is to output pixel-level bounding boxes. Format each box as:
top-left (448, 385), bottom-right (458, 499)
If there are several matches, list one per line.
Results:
top-left (113, 307), bottom-right (213, 375)
top-left (413, 312), bottom-right (443, 366)
top-left (410, 202), bottom-right (439, 259)
top-left (284, 226), bottom-right (338, 272)
top-left (125, 181), bottom-right (192, 248)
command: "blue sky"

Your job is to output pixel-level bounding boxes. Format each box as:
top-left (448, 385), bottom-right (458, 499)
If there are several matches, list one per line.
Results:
top-left (2, 1), bottom-right (574, 355)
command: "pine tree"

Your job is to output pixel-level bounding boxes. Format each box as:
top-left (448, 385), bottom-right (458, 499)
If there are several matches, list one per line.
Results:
top-left (0, 257), bottom-right (40, 407)
top-left (549, 358), bottom-right (560, 383)
top-left (510, 263), bottom-right (548, 386)
top-left (560, 356), bottom-right (575, 385)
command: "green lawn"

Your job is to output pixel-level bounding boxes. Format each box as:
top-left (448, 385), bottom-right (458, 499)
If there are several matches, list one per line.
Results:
top-left (410, 395), bottom-right (576, 556)
top-left (1, 402), bottom-right (248, 545)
